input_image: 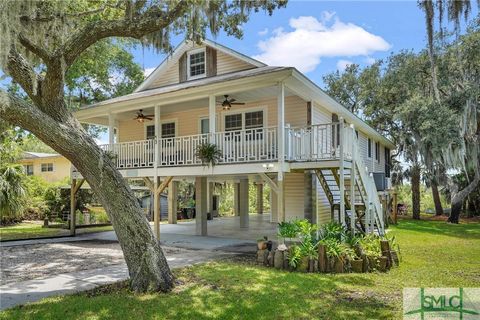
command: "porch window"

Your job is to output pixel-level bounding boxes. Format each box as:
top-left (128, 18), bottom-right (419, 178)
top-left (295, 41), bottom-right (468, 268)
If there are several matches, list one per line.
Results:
top-left (24, 164), bottom-right (34, 176)
top-left (245, 111), bottom-right (263, 130)
top-left (146, 122), bottom-right (176, 139)
top-left (187, 49), bottom-right (206, 80)
top-left (200, 118), bottom-right (209, 134)
top-left (161, 122), bottom-right (176, 138)
top-left (225, 114), bottom-right (242, 131)
top-left (146, 125), bottom-right (155, 139)
top-left (41, 163), bottom-right (54, 172)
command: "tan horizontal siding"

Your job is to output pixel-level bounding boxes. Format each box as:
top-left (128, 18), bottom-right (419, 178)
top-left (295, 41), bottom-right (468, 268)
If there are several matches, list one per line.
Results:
top-left (147, 59), bottom-right (180, 89)
top-left (217, 50), bottom-right (255, 75)
top-left (316, 180), bottom-right (332, 225)
top-left (284, 173), bottom-right (305, 221)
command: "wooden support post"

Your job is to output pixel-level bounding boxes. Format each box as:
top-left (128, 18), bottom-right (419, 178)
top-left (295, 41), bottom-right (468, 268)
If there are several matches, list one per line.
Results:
top-left (209, 95), bottom-right (216, 143)
top-left (304, 171), bottom-right (313, 223)
top-left (70, 178), bottom-right (85, 236)
top-left (153, 177), bottom-right (161, 239)
top-left (256, 183), bottom-right (263, 215)
top-left (168, 180), bottom-right (178, 224)
top-left (207, 182), bottom-right (214, 219)
top-left (239, 178), bottom-right (249, 228)
top-left (195, 177), bottom-right (208, 236)
top-left (108, 113), bottom-right (115, 145)
top-left (393, 191), bottom-right (398, 224)
top-left (270, 186), bottom-right (278, 223)
top-left (339, 117), bottom-right (345, 226)
top-left (350, 124), bottom-right (356, 234)
top-left (277, 173), bottom-right (285, 223)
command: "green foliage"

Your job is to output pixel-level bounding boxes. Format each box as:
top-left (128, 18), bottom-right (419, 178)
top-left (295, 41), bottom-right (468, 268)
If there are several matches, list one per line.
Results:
top-left (0, 164), bottom-right (26, 224)
top-left (277, 221), bottom-right (299, 241)
top-left (358, 234), bottom-right (382, 258)
top-left (318, 221), bottom-right (346, 241)
top-left (288, 245), bottom-right (302, 269)
top-left (195, 143), bottom-right (222, 167)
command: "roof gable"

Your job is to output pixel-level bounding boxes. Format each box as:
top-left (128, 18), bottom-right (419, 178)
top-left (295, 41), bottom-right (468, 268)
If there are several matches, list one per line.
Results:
top-left (135, 39), bottom-right (266, 92)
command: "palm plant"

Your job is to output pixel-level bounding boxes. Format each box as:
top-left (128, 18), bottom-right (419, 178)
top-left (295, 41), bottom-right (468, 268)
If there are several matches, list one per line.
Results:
top-left (0, 164), bottom-right (26, 223)
top-left (195, 142), bottom-right (222, 167)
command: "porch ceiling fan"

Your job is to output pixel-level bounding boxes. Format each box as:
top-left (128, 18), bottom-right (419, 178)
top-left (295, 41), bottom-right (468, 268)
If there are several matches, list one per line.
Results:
top-left (217, 95), bottom-right (245, 111)
top-left (134, 109), bottom-right (154, 123)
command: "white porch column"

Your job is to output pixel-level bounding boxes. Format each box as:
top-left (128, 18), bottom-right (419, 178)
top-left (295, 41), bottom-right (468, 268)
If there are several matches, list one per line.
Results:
top-left (207, 181), bottom-right (214, 219)
top-left (168, 180), bottom-right (178, 224)
top-left (153, 105), bottom-right (161, 239)
top-left (256, 183), bottom-right (263, 215)
top-left (153, 177), bottom-right (161, 239)
top-left (270, 188), bottom-right (278, 223)
top-left (195, 177), bottom-right (208, 236)
top-left (239, 178), bottom-right (249, 228)
top-left (277, 82), bottom-right (286, 223)
top-left (350, 124), bottom-right (357, 234)
top-left (339, 117), bottom-right (346, 226)
top-left (108, 113), bottom-right (115, 145)
top-left (209, 95), bottom-right (216, 140)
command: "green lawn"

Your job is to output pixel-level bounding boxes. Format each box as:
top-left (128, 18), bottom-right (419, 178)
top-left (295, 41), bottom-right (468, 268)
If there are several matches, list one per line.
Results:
top-left (1, 218), bottom-right (479, 319)
top-left (0, 222), bottom-right (113, 241)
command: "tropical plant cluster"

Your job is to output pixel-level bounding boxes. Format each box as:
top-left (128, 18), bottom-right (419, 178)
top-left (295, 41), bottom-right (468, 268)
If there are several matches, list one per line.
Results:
top-left (256, 220), bottom-right (400, 274)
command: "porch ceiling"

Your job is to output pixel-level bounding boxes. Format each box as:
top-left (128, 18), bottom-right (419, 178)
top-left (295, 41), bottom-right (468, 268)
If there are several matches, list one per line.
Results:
top-left (81, 85), bottom-right (295, 124)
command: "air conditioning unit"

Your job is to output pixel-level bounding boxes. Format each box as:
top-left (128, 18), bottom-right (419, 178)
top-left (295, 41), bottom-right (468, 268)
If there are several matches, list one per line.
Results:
top-left (372, 172), bottom-right (386, 191)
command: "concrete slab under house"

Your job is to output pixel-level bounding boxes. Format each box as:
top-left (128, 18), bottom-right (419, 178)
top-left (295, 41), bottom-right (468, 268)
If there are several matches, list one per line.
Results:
top-left (72, 39), bottom-right (397, 239)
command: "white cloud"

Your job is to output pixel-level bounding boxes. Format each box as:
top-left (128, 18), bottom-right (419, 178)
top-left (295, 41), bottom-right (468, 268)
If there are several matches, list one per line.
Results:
top-left (253, 13), bottom-right (391, 73)
top-left (258, 28), bottom-right (269, 36)
top-left (337, 59), bottom-right (353, 71)
top-left (144, 67), bottom-right (156, 77)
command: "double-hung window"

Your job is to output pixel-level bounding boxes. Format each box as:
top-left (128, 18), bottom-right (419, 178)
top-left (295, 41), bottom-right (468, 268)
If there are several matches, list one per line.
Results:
top-left (375, 142), bottom-right (380, 162)
top-left (24, 164), bottom-right (34, 176)
top-left (224, 110), bottom-right (264, 140)
top-left (368, 138), bottom-right (372, 158)
top-left (41, 163), bottom-right (53, 172)
top-left (187, 49), bottom-right (206, 80)
top-left (146, 122), bottom-right (176, 139)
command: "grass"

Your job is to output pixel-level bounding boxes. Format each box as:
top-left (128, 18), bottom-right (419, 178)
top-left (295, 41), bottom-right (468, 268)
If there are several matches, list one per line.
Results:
top-left (1, 218), bottom-right (479, 319)
top-left (0, 222), bottom-right (113, 241)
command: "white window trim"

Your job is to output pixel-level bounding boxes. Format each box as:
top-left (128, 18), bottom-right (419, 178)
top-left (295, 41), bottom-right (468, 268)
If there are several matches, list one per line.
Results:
top-left (144, 119), bottom-right (178, 139)
top-left (221, 106), bottom-right (267, 131)
top-left (198, 115), bottom-right (219, 134)
top-left (41, 163), bottom-right (54, 172)
top-left (187, 48), bottom-right (206, 81)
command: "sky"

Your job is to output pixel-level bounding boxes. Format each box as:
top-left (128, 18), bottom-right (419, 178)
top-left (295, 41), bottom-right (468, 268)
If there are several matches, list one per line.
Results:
top-left (133, 1), bottom-right (430, 86)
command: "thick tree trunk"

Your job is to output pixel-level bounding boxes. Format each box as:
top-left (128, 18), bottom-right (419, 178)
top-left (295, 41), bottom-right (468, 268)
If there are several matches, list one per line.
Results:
top-left (448, 172), bottom-right (480, 224)
top-left (411, 165), bottom-right (421, 220)
top-left (0, 93), bottom-right (174, 292)
top-left (431, 180), bottom-right (443, 216)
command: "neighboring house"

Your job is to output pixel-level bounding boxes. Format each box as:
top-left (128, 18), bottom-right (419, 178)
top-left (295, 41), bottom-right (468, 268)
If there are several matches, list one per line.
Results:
top-left (19, 152), bottom-right (71, 183)
top-left (74, 39), bottom-right (395, 236)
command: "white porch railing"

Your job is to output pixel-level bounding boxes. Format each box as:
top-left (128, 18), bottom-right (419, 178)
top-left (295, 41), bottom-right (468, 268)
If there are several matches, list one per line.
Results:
top-left (286, 123), bottom-right (342, 161)
top-left (99, 123), bottom-right (352, 169)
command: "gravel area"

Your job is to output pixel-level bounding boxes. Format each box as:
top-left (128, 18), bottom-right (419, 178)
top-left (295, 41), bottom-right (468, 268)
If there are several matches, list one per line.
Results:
top-left (0, 240), bottom-right (182, 285)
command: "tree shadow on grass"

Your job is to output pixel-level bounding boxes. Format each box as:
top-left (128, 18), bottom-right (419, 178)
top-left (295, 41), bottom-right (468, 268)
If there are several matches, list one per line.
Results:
top-left (1, 261), bottom-right (399, 320)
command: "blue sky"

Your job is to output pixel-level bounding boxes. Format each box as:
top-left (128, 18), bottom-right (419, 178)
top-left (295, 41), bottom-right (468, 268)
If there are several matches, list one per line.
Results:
top-left (133, 1), bottom-right (431, 86)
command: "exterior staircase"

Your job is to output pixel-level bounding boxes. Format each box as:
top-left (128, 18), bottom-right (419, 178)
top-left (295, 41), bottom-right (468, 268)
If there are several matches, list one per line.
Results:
top-left (314, 126), bottom-right (385, 235)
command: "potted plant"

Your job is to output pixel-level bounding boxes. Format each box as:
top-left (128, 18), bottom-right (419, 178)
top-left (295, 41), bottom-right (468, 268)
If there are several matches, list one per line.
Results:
top-left (195, 142), bottom-right (222, 167)
top-left (257, 236), bottom-right (268, 250)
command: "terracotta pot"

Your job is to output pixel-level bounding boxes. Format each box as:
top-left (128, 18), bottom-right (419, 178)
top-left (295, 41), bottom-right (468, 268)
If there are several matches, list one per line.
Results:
top-left (378, 256), bottom-right (388, 272)
top-left (351, 259), bottom-right (364, 273)
top-left (257, 241), bottom-right (267, 250)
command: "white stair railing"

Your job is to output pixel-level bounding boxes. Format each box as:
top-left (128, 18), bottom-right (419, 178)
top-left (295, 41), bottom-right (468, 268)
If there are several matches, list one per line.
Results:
top-left (347, 128), bottom-right (385, 235)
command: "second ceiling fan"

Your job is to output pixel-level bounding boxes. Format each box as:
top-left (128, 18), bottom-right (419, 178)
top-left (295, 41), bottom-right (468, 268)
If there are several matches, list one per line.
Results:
top-left (217, 95), bottom-right (245, 111)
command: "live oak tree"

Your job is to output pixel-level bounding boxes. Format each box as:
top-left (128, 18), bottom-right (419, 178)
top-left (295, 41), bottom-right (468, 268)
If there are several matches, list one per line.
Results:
top-left (0, 0), bottom-right (286, 292)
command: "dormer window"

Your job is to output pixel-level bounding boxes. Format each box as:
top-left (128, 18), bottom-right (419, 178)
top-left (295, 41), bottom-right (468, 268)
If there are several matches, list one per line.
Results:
top-left (187, 48), bottom-right (206, 80)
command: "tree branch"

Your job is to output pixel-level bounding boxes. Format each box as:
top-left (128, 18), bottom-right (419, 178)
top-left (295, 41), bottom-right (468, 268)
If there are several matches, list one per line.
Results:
top-left (5, 48), bottom-right (43, 105)
top-left (18, 33), bottom-right (53, 64)
top-left (61, 1), bottom-right (189, 67)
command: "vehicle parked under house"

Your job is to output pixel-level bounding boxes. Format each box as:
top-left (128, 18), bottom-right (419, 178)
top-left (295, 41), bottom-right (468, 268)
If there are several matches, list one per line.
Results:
top-left (73, 39), bottom-right (395, 237)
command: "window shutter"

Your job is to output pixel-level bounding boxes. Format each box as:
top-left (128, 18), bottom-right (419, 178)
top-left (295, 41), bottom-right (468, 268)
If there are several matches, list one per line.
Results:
top-left (179, 52), bottom-right (187, 82)
top-left (206, 47), bottom-right (217, 77)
